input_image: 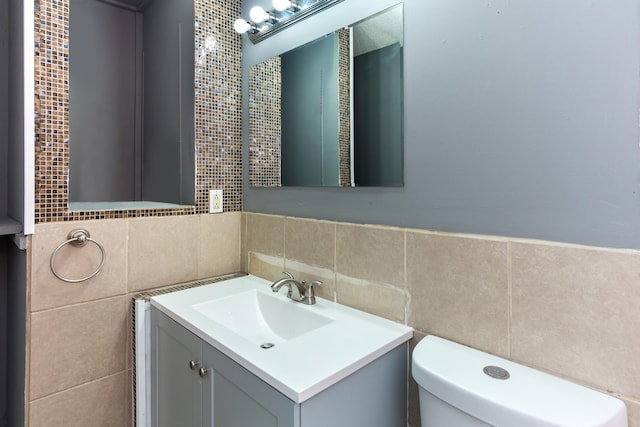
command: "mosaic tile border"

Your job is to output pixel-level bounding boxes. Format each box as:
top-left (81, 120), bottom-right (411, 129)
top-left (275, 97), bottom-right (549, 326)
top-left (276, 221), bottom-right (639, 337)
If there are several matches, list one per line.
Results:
top-left (249, 56), bottom-right (282, 187)
top-left (337, 28), bottom-right (352, 187)
top-left (34, 0), bottom-right (242, 223)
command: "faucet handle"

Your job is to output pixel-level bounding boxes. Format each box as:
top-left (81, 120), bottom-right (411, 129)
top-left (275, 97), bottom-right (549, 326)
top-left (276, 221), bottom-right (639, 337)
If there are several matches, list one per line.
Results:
top-left (282, 271), bottom-right (295, 279)
top-left (302, 280), bottom-right (323, 305)
top-left (306, 280), bottom-right (323, 289)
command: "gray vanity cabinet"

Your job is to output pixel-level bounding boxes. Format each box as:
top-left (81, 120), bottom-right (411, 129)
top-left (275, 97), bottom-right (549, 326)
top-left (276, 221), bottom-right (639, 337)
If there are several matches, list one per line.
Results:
top-left (152, 308), bottom-right (206, 426)
top-left (151, 308), bottom-right (296, 427)
top-left (204, 343), bottom-right (296, 427)
top-left (151, 307), bottom-right (408, 427)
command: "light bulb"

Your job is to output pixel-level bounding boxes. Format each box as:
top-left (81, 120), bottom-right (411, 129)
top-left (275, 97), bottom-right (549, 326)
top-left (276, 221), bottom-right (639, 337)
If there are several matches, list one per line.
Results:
top-left (272, 0), bottom-right (292, 11)
top-left (249, 6), bottom-right (269, 23)
top-left (233, 18), bottom-right (251, 34)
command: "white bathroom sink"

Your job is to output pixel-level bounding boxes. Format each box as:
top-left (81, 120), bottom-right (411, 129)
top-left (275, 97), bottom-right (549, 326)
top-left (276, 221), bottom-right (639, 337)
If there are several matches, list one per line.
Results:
top-left (192, 289), bottom-right (333, 345)
top-left (151, 274), bottom-right (412, 402)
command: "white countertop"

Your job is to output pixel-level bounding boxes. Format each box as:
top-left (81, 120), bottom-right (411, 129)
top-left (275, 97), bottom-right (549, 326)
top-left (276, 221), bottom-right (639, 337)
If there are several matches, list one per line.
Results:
top-left (151, 274), bottom-right (413, 403)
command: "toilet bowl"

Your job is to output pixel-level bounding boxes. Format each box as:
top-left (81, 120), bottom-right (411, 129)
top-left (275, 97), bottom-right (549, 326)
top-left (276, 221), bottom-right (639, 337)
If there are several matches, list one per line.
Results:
top-left (412, 335), bottom-right (627, 427)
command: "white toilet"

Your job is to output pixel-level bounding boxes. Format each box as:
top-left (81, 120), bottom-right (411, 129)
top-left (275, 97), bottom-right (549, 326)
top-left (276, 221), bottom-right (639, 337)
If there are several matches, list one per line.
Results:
top-left (412, 335), bottom-right (628, 427)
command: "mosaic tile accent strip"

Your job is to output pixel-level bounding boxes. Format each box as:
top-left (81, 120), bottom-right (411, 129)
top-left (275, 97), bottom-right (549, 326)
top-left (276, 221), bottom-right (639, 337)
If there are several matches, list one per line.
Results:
top-left (34, 0), bottom-right (242, 223)
top-left (338, 28), bottom-right (352, 187)
top-left (248, 56), bottom-right (282, 187)
top-left (194, 0), bottom-right (243, 213)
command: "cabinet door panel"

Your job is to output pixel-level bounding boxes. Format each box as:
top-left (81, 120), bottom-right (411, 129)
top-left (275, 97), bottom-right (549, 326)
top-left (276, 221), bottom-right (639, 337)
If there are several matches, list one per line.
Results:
top-left (300, 345), bottom-right (408, 427)
top-left (152, 310), bottom-right (203, 427)
top-left (202, 345), bottom-right (297, 427)
top-left (212, 371), bottom-right (280, 427)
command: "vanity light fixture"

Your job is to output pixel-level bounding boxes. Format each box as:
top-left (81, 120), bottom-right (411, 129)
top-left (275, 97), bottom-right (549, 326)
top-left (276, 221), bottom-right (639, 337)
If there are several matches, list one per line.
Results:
top-left (233, 19), bottom-right (258, 35)
top-left (249, 6), bottom-right (277, 24)
top-left (272, 0), bottom-right (300, 12)
top-left (234, 0), bottom-right (345, 44)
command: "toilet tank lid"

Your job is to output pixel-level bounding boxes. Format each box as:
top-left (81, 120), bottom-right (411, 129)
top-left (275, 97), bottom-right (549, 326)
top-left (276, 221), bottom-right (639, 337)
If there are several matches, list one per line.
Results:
top-left (412, 336), bottom-right (627, 427)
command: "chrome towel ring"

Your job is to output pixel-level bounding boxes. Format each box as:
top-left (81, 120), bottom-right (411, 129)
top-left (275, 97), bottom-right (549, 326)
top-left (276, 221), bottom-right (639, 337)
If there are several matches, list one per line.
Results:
top-left (50, 229), bottom-right (106, 283)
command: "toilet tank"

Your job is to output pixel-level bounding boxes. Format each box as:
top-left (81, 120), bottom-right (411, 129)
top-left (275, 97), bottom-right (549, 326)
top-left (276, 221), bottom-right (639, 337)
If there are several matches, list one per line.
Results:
top-left (412, 336), bottom-right (627, 427)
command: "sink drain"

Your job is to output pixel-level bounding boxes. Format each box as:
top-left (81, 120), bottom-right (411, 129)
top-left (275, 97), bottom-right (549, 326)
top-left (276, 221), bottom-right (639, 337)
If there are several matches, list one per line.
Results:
top-left (260, 342), bottom-right (275, 349)
top-left (483, 365), bottom-right (510, 380)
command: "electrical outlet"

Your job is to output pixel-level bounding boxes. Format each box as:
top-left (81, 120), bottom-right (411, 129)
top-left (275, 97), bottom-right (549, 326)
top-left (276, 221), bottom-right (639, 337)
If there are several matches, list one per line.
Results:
top-left (209, 189), bottom-right (223, 213)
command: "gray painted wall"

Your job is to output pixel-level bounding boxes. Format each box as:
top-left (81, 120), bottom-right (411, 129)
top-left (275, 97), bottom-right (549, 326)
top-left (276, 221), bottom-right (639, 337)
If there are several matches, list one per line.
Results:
top-left (4, 0), bottom-right (27, 424)
top-left (0, 0), bottom-right (8, 222)
top-left (7, 0), bottom-right (25, 227)
top-left (242, 0), bottom-right (640, 249)
top-left (0, 4), bottom-right (7, 414)
top-left (1, 1), bottom-right (10, 424)
top-left (69, 0), bottom-right (195, 205)
top-left (281, 33), bottom-right (340, 186)
top-left (354, 42), bottom-right (402, 186)
top-left (141, 0), bottom-right (195, 205)
top-left (0, 240), bottom-right (8, 427)
top-left (69, 1), bottom-right (139, 202)
top-left (5, 241), bottom-right (25, 427)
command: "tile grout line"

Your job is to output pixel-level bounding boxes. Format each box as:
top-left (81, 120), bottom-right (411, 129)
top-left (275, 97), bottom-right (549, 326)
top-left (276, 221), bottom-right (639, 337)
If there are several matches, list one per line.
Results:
top-left (333, 222), bottom-right (338, 302)
top-left (29, 369), bottom-right (129, 403)
top-left (404, 230), bottom-right (409, 326)
top-left (507, 241), bottom-right (512, 359)
top-left (125, 217), bottom-right (130, 295)
top-left (282, 216), bottom-right (287, 270)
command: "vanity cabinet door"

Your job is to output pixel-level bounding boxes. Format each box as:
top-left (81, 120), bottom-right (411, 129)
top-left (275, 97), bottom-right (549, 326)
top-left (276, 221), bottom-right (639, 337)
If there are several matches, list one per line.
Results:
top-left (202, 343), bottom-right (298, 427)
top-left (151, 309), bottom-right (204, 427)
top-left (151, 307), bottom-right (298, 427)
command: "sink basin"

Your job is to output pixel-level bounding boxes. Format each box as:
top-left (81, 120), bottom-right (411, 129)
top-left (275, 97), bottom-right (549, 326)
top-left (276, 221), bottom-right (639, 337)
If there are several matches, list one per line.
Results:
top-left (151, 274), bottom-right (413, 402)
top-left (193, 289), bottom-right (333, 345)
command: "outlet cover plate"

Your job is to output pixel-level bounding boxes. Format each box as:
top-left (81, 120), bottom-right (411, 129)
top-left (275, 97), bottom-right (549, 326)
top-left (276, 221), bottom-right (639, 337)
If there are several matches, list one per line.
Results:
top-left (209, 189), bottom-right (223, 213)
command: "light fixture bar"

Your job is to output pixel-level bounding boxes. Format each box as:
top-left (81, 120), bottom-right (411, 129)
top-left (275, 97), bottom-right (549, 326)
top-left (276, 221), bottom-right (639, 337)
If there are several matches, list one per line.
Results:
top-left (246, 0), bottom-right (345, 44)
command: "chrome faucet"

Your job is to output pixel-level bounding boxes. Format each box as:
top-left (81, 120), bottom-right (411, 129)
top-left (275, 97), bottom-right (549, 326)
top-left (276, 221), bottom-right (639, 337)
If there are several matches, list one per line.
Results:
top-left (271, 271), bottom-right (306, 300)
top-left (271, 271), bottom-right (322, 305)
top-left (301, 280), bottom-right (322, 305)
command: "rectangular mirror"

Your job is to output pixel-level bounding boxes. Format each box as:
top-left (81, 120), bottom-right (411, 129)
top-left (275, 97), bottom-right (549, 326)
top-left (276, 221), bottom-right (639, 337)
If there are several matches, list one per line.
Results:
top-left (249, 4), bottom-right (404, 187)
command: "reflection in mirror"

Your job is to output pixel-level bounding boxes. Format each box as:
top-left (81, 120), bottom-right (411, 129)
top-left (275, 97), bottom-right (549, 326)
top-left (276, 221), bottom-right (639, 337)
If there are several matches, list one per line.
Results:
top-left (68, 0), bottom-right (195, 209)
top-left (249, 4), bottom-right (403, 187)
